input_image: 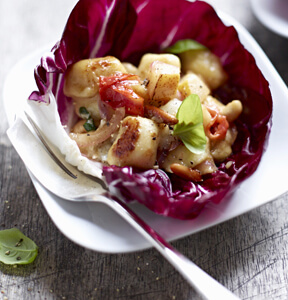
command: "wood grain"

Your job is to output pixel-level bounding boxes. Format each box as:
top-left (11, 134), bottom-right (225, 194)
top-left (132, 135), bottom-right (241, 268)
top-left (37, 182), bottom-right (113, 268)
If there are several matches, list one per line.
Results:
top-left (1, 1), bottom-right (288, 299)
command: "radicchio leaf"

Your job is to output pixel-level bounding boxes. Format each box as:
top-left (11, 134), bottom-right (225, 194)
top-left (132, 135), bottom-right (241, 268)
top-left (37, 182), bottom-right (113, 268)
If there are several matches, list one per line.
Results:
top-left (28, 0), bottom-right (272, 219)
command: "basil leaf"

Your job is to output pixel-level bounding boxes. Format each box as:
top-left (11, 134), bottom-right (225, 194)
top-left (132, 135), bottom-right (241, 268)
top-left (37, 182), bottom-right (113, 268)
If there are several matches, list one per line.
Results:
top-left (173, 94), bottom-right (206, 154)
top-left (79, 107), bottom-right (91, 120)
top-left (165, 39), bottom-right (206, 54)
top-left (83, 118), bottom-right (96, 131)
top-left (0, 228), bottom-right (38, 265)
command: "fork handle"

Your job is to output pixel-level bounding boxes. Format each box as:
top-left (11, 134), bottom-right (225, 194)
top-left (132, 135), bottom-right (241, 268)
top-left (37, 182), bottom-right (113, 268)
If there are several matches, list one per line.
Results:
top-left (96, 193), bottom-right (240, 300)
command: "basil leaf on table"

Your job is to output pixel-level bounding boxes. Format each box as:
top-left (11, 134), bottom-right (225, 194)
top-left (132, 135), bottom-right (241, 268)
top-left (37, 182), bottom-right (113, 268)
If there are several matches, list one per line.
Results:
top-left (173, 94), bottom-right (207, 154)
top-left (165, 39), bottom-right (206, 54)
top-left (0, 228), bottom-right (38, 265)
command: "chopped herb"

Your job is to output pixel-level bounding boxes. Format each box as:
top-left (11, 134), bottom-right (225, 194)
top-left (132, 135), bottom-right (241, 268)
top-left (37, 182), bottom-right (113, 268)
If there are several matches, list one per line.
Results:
top-left (79, 107), bottom-right (91, 119)
top-left (83, 118), bottom-right (96, 132)
top-left (79, 107), bottom-right (96, 132)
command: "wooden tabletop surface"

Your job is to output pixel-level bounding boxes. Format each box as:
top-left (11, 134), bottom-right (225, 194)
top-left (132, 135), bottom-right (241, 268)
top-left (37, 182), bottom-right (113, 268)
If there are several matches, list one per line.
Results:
top-left (1, 0), bottom-right (288, 299)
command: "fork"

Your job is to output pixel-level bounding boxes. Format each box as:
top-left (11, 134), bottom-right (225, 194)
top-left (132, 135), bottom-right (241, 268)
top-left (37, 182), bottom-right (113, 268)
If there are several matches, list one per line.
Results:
top-left (7, 113), bottom-right (240, 300)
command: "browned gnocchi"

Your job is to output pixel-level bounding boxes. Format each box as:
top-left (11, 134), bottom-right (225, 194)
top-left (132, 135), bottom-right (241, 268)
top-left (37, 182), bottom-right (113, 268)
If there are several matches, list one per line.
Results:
top-left (63, 51), bottom-right (242, 181)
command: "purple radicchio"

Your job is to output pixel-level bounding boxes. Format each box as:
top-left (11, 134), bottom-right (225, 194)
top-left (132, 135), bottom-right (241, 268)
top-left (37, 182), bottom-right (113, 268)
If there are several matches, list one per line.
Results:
top-left (29, 0), bottom-right (272, 219)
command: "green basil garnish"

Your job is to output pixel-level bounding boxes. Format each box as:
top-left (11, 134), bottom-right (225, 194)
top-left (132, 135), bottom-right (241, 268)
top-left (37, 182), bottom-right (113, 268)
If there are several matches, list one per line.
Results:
top-left (173, 94), bottom-right (207, 154)
top-left (165, 39), bottom-right (206, 54)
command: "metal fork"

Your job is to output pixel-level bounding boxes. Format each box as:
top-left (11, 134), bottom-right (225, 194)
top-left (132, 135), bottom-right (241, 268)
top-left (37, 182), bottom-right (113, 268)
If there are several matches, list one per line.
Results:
top-left (7, 113), bottom-right (240, 300)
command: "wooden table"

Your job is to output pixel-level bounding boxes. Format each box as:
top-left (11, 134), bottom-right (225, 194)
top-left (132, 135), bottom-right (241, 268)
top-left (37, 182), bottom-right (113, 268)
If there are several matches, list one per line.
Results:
top-left (1, 1), bottom-right (288, 299)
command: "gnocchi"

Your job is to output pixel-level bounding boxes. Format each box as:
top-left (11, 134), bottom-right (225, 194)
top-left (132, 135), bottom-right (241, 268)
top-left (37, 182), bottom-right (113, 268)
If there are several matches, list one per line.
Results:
top-left (64, 48), bottom-right (242, 181)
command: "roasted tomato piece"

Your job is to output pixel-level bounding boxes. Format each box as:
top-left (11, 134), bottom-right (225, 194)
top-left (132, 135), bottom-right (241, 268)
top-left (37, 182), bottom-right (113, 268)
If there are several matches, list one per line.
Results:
top-left (99, 73), bottom-right (144, 116)
top-left (206, 106), bottom-right (229, 141)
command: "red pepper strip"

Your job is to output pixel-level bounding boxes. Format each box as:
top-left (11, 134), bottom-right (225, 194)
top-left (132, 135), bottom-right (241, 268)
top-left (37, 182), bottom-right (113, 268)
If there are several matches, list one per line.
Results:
top-left (99, 73), bottom-right (144, 116)
top-left (206, 106), bottom-right (229, 141)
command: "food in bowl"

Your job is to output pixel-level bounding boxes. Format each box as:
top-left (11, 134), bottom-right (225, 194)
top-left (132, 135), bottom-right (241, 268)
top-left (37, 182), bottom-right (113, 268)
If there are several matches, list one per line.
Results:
top-left (28, 0), bottom-right (272, 219)
top-left (63, 48), bottom-right (243, 182)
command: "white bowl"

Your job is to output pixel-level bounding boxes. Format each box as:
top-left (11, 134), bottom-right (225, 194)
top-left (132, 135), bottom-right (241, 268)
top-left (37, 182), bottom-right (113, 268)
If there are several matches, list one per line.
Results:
top-left (4, 11), bottom-right (288, 253)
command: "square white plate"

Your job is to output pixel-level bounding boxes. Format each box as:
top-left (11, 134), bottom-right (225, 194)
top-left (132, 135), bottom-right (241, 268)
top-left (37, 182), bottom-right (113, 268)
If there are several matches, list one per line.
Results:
top-left (3, 11), bottom-right (288, 253)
